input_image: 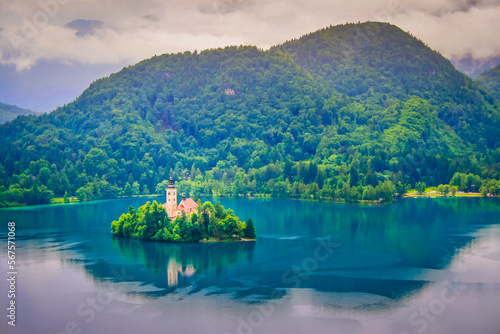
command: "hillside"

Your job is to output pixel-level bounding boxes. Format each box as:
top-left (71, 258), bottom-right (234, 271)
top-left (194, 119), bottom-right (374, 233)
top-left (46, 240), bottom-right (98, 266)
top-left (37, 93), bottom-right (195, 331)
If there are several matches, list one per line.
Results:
top-left (0, 22), bottom-right (499, 207)
top-left (275, 23), bottom-right (499, 148)
top-left (476, 65), bottom-right (500, 101)
top-left (0, 102), bottom-right (38, 124)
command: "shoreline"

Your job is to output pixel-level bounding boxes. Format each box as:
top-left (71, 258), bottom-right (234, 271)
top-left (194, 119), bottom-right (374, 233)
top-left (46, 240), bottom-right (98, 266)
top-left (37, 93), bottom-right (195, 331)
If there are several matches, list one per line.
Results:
top-left (111, 233), bottom-right (256, 244)
top-left (200, 237), bottom-right (256, 243)
top-left (403, 192), bottom-right (483, 198)
top-left (1, 192), bottom-right (497, 210)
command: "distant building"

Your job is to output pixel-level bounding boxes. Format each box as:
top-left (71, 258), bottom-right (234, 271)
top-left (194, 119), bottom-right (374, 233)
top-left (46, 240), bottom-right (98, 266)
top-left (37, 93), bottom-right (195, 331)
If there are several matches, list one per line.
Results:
top-left (163, 175), bottom-right (198, 218)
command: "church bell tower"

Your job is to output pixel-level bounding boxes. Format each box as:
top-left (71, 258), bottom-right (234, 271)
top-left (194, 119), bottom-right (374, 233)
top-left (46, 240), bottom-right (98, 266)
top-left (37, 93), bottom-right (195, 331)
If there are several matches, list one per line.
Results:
top-left (166, 173), bottom-right (177, 218)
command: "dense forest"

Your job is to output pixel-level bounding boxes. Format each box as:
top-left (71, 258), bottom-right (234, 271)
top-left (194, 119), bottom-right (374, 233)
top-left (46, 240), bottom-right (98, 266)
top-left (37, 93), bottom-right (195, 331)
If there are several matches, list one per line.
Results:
top-left (1, 22), bottom-right (499, 207)
top-left (476, 65), bottom-right (500, 101)
top-left (111, 200), bottom-right (256, 242)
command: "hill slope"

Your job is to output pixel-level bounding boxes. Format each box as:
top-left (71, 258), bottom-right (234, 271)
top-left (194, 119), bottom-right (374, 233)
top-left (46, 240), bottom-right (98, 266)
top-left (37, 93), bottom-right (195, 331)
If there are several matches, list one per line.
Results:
top-left (0, 102), bottom-right (38, 124)
top-left (476, 65), bottom-right (500, 101)
top-left (276, 22), bottom-right (499, 148)
top-left (0, 22), bottom-right (499, 206)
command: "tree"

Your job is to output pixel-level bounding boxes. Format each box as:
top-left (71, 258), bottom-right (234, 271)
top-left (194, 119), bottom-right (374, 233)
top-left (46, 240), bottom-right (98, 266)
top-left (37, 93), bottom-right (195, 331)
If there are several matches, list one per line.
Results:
top-left (132, 181), bottom-right (141, 195)
top-left (450, 173), bottom-right (464, 190)
top-left (365, 167), bottom-right (378, 187)
top-left (395, 182), bottom-right (409, 196)
top-left (76, 187), bottom-right (88, 202)
top-left (376, 181), bottom-right (396, 202)
top-left (155, 180), bottom-right (169, 194)
top-left (362, 185), bottom-right (377, 201)
top-left (450, 186), bottom-right (458, 197)
top-left (208, 213), bottom-right (221, 240)
top-left (63, 191), bottom-right (69, 203)
top-left (244, 217), bottom-right (256, 239)
top-left (38, 167), bottom-right (51, 184)
top-left (83, 148), bottom-right (108, 176)
top-left (465, 174), bottom-right (481, 193)
top-left (437, 184), bottom-right (450, 196)
top-left (349, 162), bottom-right (359, 186)
top-left (214, 201), bottom-right (226, 219)
top-left (415, 181), bottom-right (426, 194)
top-left (222, 216), bottom-right (238, 237)
top-left (38, 186), bottom-right (54, 203)
top-left (142, 201), bottom-right (168, 239)
top-left (284, 159), bottom-right (293, 179)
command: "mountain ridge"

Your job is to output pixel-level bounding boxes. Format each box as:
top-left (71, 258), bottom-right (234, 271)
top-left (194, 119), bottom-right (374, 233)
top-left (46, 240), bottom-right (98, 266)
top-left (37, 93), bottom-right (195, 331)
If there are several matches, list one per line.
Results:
top-left (476, 65), bottom-right (500, 101)
top-left (0, 22), bottom-right (498, 206)
top-left (0, 102), bottom-right (39, 124)
top-left (275, 22), bottom-right (499, 148)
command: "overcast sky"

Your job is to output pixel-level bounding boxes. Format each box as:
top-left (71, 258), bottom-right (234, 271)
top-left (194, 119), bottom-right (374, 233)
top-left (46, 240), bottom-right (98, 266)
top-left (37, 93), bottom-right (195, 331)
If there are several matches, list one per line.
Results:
top-left (1, 0), bottom-right (500, 112)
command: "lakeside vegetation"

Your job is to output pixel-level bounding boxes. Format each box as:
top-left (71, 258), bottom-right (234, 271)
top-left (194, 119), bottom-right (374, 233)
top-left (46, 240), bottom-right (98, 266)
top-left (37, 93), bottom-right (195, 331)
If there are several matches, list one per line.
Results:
top-left (1, 166), bottom-right (498, 208)
top-left (111, 200), bottom-right (256, 243)
top-left (1, 23), bottom-right (499, 208)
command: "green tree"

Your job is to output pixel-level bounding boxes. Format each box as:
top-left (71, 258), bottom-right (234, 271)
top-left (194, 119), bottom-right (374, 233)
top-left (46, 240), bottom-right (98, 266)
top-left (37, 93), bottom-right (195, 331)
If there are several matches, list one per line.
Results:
top-left (244, 217), bottom-right (256, 239)
top-left (362, 185), bottom-right (377, 201)
top-left (132, 181), bottom-right (141, 195)
top-left (222, 216), bottom-right (238, 237)
top-left (450, 186), bottom-right (458, 197)
top-left (437, 184), bottom-right (450, 196)
top-left (349, 162), bottom-right (359, 186)
top-left (63, 191), bottom-right (69, 203)
top-left (38, 167), bottom-right (51, 184)
top-left (155, 180), bottom-right (170, 194)
top-left (415, 181), bottom-right (426, 194)
top-left (214, 201), bottom-right (226, 219)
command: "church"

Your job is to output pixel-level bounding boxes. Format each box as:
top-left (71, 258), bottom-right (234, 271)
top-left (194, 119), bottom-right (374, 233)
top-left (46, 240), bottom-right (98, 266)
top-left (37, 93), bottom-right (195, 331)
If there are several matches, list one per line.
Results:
top-left (162, 175), bottom-right (198, 219)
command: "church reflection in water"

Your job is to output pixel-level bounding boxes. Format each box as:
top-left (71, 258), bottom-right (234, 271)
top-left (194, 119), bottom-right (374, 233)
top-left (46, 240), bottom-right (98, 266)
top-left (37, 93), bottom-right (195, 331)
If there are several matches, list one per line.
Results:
top-left (108, 236), bottom-right (256, 288)
top-left (167, 257), bottom-right (195, 286)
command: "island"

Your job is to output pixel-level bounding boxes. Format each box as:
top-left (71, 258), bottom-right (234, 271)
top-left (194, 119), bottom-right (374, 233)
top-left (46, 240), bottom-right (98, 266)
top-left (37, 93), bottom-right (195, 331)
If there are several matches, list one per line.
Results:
top-left (111, 175), bottom-right (256, 242)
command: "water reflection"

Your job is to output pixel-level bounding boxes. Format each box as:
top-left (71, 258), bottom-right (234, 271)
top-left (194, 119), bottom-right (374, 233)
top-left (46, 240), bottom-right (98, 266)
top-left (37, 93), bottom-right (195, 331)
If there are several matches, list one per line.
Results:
top-left (108, 236), bottom-right (256, 287)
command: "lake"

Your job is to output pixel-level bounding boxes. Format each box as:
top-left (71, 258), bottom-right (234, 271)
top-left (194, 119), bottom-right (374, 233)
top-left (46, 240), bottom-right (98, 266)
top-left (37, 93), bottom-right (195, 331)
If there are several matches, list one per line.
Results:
top-left (1, 197), bottom-right (499, 334)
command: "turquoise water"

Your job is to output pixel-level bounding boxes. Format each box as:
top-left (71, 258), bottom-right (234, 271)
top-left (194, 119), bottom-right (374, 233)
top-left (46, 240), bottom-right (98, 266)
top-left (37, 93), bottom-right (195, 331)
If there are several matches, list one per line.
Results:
top-left (0, 197), bottom-right (499, 334)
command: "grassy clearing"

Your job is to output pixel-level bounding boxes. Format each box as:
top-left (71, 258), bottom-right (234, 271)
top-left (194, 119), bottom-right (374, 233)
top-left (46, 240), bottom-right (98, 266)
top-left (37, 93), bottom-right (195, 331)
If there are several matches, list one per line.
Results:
top-left (51, 197), bottom-right (79, 204)
top-left (404, 189), bottom-right (482, 198)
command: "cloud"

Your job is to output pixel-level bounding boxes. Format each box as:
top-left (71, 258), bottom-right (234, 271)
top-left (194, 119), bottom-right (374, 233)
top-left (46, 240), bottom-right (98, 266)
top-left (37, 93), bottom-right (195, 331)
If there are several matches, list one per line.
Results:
top-left (399, 0), bottom-right (500, 17)
top-left (66, 19), bottom-right (103, 37)
top-left (197, 0), bottom-right (256, 15)
top-left (389, 5), bottom-right (500, 59)
top-left (0, 0), bottom-right (499, 71)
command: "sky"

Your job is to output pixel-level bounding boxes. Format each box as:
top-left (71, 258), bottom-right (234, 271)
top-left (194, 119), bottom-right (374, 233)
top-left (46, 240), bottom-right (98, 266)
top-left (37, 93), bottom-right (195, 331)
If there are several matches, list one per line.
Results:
top-left (1, 0), bottom-right (500, 112)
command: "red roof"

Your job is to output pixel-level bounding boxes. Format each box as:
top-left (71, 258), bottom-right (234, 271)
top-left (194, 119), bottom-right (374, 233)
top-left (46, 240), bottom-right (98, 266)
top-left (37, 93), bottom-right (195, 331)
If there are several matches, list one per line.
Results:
top-left (179, 198), bottom-right (197, 210)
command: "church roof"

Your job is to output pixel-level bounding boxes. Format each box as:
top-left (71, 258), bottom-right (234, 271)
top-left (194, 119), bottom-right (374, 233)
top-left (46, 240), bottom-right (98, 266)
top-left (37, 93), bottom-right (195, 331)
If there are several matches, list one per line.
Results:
top-left (179, 198), bottom-right (197, 210)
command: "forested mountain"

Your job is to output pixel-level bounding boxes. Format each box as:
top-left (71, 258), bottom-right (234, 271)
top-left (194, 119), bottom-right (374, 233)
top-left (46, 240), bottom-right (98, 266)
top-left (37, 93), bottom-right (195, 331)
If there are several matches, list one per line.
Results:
top-left (1, 22), bottom-right (499, 207)
top-left (0, 102), bottom-right (38, 124)
top-left (476, 65), bottom-right (500, 101)
top-left (275, 23), bottom-right (499, 148)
